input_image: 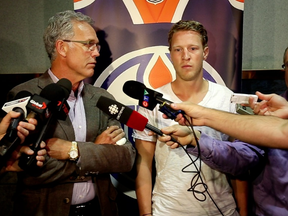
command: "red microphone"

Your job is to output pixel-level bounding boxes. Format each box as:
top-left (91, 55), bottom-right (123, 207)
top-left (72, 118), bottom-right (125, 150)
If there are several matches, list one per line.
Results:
top-left (96, 96), bottom-right (177, 142)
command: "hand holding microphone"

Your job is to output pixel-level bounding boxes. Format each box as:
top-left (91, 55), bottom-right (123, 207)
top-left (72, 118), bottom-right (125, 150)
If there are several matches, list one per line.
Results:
top-left (0, 78), bottom-right (71, 173)
top-left (0, 88), bottom-right (52, 170)
top-left (18, 78), bottom-right (72, 172)
top-left (0, 91), bottom-right (35, 169)
top-left (2, 91), bottom-right (32, 139)
top-left (0, 112), bottom-right (38, 171)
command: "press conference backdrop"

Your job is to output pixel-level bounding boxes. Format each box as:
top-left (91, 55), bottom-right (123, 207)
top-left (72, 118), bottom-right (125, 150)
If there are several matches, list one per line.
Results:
top-left (0, 0), bottom-right (287, 75)
top-left (0, 0), bottom-right (287, 215)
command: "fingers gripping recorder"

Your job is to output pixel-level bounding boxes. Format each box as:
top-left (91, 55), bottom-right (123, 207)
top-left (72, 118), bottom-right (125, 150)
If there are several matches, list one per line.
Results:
top-left (123, 80), bottom-right (184, 120)
top-left (231, 93), bottom-right (258, 115)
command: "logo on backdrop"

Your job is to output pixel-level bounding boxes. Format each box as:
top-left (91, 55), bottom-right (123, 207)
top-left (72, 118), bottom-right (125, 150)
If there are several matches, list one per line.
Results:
top-left (73, 0), bottom-right (95, 10)
top-left (74, 0), bottom-right (243, 22)
top-left (228, 0), bottom-right (244, 11)
top-left (122, 0), bottom-right (189, 24)
top-left (94, 46), bottom-right (225, 105)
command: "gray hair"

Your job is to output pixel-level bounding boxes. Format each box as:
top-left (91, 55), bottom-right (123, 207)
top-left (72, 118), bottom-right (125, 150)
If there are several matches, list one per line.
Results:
top-left (43, 10), bottom-right (94, 61)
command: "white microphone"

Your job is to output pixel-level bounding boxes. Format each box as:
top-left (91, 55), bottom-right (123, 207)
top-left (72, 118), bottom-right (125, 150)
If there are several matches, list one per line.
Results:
top-left (2, 91), bottom-right (31, 117)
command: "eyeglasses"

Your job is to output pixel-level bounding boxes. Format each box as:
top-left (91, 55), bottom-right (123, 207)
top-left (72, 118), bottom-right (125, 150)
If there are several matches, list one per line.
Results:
top-left (63, 40), bottom-right (101, 52)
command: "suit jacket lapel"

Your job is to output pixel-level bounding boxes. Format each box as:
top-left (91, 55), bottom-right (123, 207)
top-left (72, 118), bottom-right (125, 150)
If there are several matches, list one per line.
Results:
top-left (82, 84), bottom-right (100, 142)
top-left (37, 71), bottom-right (53, 90)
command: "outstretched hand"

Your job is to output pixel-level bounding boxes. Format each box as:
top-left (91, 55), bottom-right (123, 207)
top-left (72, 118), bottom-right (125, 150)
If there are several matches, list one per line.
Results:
top-left (249, 91), bottom-right (288, 119)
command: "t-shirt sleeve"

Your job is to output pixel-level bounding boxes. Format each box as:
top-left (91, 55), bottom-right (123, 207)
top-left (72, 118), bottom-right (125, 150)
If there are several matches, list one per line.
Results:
top-left (132, 106), bottom-right (157, 142)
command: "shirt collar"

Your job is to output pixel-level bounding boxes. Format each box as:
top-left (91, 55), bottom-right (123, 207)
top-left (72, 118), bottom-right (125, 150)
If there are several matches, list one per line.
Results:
top-left (47, 69), bottom-right (85, 97)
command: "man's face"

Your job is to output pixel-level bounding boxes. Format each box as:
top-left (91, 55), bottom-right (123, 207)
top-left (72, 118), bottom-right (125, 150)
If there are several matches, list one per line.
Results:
top-left (64, 21), bottom-right (100, 81)
top-left (170, 30), bottom-right (208, 82)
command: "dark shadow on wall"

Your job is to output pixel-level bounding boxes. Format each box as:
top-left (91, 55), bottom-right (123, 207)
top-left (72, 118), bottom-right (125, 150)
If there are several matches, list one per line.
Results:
top-left (85, 29), bottom-right (113, 84)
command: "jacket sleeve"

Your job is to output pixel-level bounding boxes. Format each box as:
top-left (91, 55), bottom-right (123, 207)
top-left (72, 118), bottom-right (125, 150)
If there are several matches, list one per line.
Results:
top-left (77, 141), bottom-right (136, 175)
top-left (76, 86), bottom-right (136, 176)
top-left (187, 133), bottom-right (266, 178)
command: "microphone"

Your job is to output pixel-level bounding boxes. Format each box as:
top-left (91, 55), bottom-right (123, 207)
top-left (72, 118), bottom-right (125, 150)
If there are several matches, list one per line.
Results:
top-left (39, 78), bottom-right (71, 120)
top-left (2, 90), bottom-right (32, 117)
top-left (24, 78), bottom-right (71, 121)
top-left (2, 91), bottom-right (32, 138)
top-left (18, 78), bottom-right (72, 172)
top-left (22, 78), bottom-right (71, 122)
top-left (57, 78), bottom-right (72, 97)
top-left (96, 96), bottom-right (177, 142)
top-left (123, 80), bottom-right (184, 119)
top-left (0, 79), bottom-right (71, 171)
top-left (0, 91), bottom-right (33, 169)
top-left (123, 80), bottom-right (160, 110)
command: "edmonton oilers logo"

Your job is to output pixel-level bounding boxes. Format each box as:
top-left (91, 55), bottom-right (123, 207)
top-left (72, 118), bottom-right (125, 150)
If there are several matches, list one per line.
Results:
top-left (146, 0), bottom-right (164, 5)
top-left (74, 0), bottom-right (95, 10)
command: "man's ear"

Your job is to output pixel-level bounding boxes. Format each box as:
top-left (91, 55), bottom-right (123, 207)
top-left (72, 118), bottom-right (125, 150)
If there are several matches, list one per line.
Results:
top-left (203, 46), bottom-right (209, 60)
top-left (55, 40), bottom-right (68, 58)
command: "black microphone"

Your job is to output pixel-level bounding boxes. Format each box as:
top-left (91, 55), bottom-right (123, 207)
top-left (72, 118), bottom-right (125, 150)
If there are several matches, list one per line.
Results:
top-left (96, 96), bottom-right (177, 142)
top-left (55, 79), bottom-right (71, 120)
top-left (18, 78), bottom-right (72, 173)
top-left (2, 91), bottom-right (32, 138)
top-left (39, 78), bottom-right (71, 120)
top-left (123, 80), bottom-right (184, 119)
top-left (0, 91), bottom-right (33, 169)
top-left (22, 78), bottom-right (71, 122)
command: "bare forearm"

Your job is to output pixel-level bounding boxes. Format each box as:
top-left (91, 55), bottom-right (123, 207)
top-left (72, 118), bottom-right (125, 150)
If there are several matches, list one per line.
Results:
top-left (202, 108), bottom-right (288, 148)
top-left (135, 163), bottom-right (153, 215)
top-left (231, 179), bottom-right (249, 216)
top-left (135, 178), bottom-right (152, 215)
top-left (135, 139), bottom-right (155, 215)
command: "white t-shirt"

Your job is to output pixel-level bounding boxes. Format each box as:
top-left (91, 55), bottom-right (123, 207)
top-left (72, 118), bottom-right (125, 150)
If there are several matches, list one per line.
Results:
top-left (133, 81), bottom-right (239, 216)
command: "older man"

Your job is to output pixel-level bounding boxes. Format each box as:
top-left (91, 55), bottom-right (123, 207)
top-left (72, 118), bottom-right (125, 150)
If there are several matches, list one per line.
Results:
top-left (8, 10), bottom-right (136, 216)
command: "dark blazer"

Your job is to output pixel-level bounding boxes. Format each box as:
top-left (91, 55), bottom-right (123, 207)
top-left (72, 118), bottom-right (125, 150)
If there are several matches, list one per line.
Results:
top-left (8, 71), bottom-right (136, 216)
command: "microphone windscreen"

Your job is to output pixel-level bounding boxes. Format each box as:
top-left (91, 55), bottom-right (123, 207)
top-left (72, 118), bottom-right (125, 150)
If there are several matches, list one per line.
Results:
top-left (126, 110), bottom-right (148, 131)
top-left (40, 83), bottom-right (66, 102)
top-left (123, 80), bottom-right (163, 110)
top-left (123, 80), bottom-right (146, 100)
top-left (57, 78), bottom-right (72, 99)
top-left (2, 91), bottom-right (32, 116)
top-left (96, 96), bottom-right (148, 131)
